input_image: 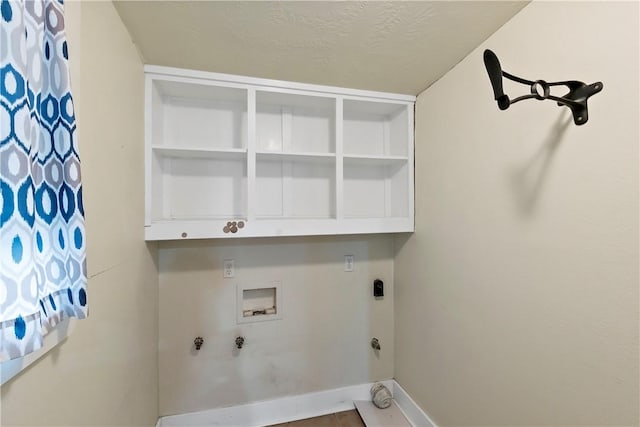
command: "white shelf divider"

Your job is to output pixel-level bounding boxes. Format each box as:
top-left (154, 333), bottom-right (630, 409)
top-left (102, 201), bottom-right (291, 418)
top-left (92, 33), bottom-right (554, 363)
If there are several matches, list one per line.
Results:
top-left (152, 146), bottom-right (247, 160)
top-left (247, 88), bottom-right (257, 222)
top-left (335, 97), bottom-right (344, 220)
top-left (256, 151), bottom-right (336, 163)
top-left (343, 155), bottom-right (408, 165)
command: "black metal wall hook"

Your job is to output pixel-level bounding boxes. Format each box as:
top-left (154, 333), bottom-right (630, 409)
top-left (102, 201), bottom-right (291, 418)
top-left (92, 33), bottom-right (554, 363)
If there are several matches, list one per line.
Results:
top-left (483, 49), bottom-right (602, 125)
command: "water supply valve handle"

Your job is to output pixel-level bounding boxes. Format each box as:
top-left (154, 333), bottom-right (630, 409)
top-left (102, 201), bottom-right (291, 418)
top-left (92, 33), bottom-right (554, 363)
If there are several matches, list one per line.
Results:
top-left (194, 336), bottom-right (204, 350)
top-left (371, 337), bottom-right (381, 350)
top-left (235, 336), bottom-right (245, 349)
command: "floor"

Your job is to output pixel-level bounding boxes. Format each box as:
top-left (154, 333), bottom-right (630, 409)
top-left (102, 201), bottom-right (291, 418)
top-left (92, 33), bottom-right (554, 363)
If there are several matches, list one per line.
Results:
top-left (268, 409), bottom-right (366, 426)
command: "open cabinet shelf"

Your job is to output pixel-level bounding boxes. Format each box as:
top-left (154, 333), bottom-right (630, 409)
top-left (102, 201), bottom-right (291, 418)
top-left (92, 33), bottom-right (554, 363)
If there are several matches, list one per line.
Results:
top-left (152, 146), bottom-right (248, 160)
top-left (145, 66), bottom-right (415, 240)
top-left (256, 154), bottom-right (336, 220)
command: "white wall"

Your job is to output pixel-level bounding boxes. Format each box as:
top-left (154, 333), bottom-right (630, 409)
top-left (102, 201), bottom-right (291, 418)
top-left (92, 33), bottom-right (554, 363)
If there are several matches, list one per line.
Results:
top-left (158, 235), bottom-right (394, 416)
top-left (1, 2), bottom-right (159, 426)
top-left (394, 1), bottom-right (639, 426)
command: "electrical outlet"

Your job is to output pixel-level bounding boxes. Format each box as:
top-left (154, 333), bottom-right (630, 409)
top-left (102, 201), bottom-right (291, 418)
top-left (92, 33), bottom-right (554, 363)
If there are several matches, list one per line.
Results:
top-left (223, 259), bottom-right (235, 278)
top-left (344, 255), bottom-right (354, 272)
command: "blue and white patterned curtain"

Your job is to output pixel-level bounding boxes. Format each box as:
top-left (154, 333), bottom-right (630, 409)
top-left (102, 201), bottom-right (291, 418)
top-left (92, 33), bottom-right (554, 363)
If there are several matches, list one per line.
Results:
top-left (0, 0), bottom-right (87, 360)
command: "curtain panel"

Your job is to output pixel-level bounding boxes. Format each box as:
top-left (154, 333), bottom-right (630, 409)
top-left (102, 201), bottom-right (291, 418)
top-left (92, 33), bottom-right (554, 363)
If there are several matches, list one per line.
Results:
top-left (0, 0), bottom-right (87, 361)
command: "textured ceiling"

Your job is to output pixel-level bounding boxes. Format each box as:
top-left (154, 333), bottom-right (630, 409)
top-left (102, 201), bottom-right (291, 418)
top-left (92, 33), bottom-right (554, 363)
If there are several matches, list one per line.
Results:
top-left (114, 1), bottom-right (528, 95)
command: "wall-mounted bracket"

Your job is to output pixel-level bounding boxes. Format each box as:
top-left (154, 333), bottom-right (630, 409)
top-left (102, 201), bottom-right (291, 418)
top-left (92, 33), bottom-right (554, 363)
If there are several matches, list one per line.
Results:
top-left (483, 49), bottom-right (602, 125)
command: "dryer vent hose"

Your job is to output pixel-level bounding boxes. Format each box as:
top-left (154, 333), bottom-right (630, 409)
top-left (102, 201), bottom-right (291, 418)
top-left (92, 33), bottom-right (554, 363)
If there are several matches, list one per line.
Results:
top-left (371, 382), bottom-right (392, 409)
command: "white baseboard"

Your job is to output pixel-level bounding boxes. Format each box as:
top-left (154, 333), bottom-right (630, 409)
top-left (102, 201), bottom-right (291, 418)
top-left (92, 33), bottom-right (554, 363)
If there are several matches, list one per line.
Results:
top-left (391, 381), bottom-right (437, 427)
top-left (157, 379), bottom-right (436, 427)
top-left (159, 380), bottom-right (394, 427)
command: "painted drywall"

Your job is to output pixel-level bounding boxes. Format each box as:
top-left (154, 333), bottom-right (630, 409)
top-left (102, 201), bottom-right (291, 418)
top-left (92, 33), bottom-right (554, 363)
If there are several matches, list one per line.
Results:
top-left (1, 2), bottom-right (159, 426)
top-left (158, 235), bottom-right (394, 416)
top-left (394, 1), bottom-right (639, 426)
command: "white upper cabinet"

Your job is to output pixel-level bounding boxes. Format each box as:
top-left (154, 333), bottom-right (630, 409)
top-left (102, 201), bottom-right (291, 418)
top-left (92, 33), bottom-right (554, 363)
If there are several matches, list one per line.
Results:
top-left (145, 66), bottom-right (415, 240)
